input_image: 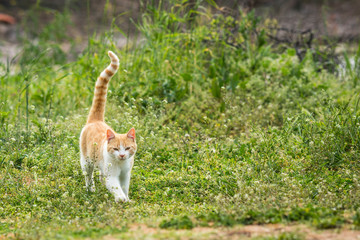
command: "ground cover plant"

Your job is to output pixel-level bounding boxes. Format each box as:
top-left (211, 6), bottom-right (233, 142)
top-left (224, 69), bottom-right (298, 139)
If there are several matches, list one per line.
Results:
top-left (0, 1), bottom-right (360, 239)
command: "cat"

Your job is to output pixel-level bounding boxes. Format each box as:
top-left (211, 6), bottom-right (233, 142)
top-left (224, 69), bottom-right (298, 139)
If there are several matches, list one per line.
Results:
top-left (79, 51), bottom-right (137, 202)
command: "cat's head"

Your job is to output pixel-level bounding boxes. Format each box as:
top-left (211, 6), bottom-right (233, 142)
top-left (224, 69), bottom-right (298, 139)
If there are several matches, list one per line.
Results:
top-left (106, 128), bottom-right (137, 161)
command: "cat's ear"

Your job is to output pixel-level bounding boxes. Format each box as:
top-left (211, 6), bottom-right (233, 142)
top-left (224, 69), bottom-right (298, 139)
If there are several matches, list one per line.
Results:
top-left (107, 129), bottom-right (115, 142)
top-left (127, 128), bottom-right (136, 140)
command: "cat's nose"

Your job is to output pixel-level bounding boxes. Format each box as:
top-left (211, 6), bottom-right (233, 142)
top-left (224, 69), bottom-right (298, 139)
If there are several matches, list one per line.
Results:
top-left (120, 154), bottom-right (125, 158)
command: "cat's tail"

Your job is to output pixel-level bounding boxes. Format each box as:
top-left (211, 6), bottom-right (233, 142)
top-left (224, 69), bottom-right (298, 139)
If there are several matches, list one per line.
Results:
top-left (87, 51), bottom-right (119, 124)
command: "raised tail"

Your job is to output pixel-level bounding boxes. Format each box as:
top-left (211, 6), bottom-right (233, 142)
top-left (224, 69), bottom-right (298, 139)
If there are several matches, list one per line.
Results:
top-left (87, 51), bottom-right (119, 124)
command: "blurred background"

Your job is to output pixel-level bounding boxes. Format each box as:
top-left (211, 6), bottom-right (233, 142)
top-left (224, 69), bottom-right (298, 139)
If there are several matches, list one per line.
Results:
top-left (0, 0), bottom-right (359, 45)
top-left (0, 0), bottom-right (359, 69)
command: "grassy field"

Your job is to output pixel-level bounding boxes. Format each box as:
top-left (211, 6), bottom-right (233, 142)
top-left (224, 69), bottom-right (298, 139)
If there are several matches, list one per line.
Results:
top-left (1, 2), bottom-right (360, 239)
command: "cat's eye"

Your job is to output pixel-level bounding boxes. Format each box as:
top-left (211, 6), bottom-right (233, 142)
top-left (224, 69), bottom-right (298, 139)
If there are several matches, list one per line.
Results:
top-left (113, 148), bottom-right (119, 151)
top-left (125, 147), bottom-right (131, 151)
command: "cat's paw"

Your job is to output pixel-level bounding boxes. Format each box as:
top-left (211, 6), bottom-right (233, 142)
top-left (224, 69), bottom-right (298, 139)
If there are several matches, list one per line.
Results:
top-left (89, 186), bottom-right (96, 193)
top-left (115, 196), bottom-right (128, 203)
top-left (86, 185), bottom-right (96, 192)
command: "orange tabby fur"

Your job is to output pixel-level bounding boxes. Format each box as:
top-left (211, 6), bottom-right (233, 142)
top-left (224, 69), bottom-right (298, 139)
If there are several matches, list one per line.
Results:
top-left (79, 51), bottom-right (137, 202)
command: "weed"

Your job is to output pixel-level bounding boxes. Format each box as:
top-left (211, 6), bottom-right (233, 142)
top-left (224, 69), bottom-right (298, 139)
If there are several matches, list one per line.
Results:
top-left (258, 232), bottom-right (304, 240)
top-left (353, 211), bottom-right (360, 228)
top-left (159, 215), bottom-right (194, 229)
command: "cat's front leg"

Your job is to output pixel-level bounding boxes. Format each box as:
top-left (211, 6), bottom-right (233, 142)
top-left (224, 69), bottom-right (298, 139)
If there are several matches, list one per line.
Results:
top-left (120, 170), bottom-right (131, 201)
top-left (105, 176), bottom-right (127, 202)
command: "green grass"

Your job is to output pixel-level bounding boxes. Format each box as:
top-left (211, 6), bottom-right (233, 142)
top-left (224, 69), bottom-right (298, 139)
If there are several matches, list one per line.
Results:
top-left (0, 2), bottom-right (360, 239)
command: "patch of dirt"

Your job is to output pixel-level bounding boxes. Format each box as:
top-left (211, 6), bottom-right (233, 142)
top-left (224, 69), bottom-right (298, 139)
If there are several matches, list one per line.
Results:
top-left (110, 223), bottom-right (360, 240)
top-left (252, 0), bottom-right (360, 41)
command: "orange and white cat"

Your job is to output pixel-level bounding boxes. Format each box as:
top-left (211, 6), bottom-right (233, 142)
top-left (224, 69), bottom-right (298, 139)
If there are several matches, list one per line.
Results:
top-left (80, 51), bottom-right (137, 202)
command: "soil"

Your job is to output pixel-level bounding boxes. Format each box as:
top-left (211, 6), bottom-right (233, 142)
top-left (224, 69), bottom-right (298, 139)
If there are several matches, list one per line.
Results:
top-left (113, 223), bottom-right (360, 240)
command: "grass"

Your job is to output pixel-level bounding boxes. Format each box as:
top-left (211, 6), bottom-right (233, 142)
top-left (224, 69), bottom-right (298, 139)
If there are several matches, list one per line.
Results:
top-left (0, 1), bottom-right (360, 239)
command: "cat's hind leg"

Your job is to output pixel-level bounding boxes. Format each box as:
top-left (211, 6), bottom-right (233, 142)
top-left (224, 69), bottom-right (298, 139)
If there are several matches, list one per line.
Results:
top-left (99, 172), bottom-right (105, 184)
top-left (98, 162), bottom-right (105, 184)
top-left (80, 156), bottom-right (96, 192)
